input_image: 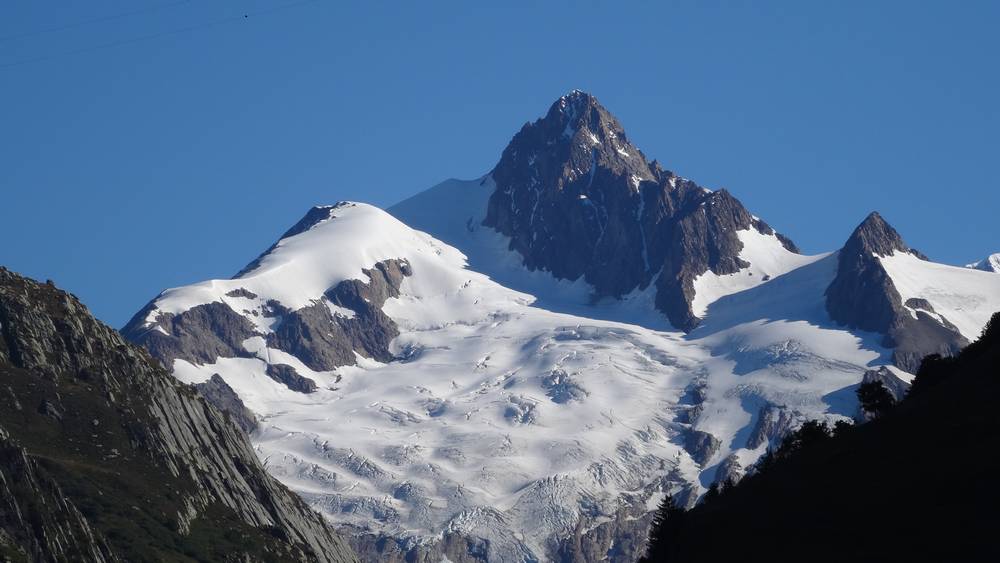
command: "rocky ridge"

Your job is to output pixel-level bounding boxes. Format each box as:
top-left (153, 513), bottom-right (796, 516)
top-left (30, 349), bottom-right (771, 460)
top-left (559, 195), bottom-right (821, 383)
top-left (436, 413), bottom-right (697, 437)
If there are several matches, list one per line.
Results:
top-left (485, 90), bottom-right (798, 331)
top-left (0, 267), bottom-right (357, 562)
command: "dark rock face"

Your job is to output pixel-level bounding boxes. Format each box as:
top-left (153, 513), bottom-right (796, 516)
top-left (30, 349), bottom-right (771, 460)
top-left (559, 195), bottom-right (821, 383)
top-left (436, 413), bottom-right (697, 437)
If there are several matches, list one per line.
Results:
top-left (195, 374), bottom-right (259, 433)
top-left (266, 363), bottom-right (318, 393)
top-left (484, 91), bottom-right (798, 330)
top-left (747, 405), bottom-right (803, 450)
top-left (826, 212), bottom-right (968, 372)
top-left (713, 454), bottom-right (744, 487)
top-left (0, 267), bottom-right (357, 563)
top-left (122, 301), bottom-right (258, 366)
top-left (684, 430), bottom-right (720, 466)
top-left (264, 300), bottom-right (359, 373)
top-left (266, 259), bottom-right (411, 371)
top-left (0, 428), bottom-right (116, 562)
top-left (555, 504), bottom-right (656, 563)
top-left (344, 528), bottom-right (496, 563)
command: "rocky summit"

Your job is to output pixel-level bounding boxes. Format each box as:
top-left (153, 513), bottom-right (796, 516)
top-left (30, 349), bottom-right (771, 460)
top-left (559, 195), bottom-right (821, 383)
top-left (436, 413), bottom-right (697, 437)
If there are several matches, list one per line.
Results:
top-left (486, 90), bottom-right (798, 331)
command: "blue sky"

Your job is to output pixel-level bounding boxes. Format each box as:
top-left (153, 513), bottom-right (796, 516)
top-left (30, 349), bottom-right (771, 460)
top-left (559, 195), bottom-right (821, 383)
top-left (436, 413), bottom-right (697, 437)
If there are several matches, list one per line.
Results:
top-left (2, 1), bottom-right (997, 327)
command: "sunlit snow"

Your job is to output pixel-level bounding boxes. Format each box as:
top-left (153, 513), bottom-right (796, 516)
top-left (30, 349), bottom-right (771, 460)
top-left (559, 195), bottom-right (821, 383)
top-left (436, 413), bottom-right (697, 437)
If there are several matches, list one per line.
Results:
top-left (143, 179), bottom-right (999, 560)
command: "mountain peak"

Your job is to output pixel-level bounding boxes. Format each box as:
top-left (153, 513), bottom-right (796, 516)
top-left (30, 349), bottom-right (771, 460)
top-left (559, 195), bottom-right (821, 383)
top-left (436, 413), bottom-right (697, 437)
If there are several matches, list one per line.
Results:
top-left (844, 211), bottom-right (913, 258)
top-left (550, 89), bottom-right (601, 117)
top-left (484, 94), bottom-right (799, 331)
top-left (539, 90), bottom-right (629, 147)
top-left (491, 91), bottom-right (651, 200)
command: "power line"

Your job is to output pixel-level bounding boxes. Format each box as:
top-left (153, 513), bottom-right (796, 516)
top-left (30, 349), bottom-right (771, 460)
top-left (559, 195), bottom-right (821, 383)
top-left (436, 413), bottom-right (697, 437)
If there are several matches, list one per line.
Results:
top-left (0, 0), bottom-right (321, 70)
top-left (0, 0), bottom-right (192, 43)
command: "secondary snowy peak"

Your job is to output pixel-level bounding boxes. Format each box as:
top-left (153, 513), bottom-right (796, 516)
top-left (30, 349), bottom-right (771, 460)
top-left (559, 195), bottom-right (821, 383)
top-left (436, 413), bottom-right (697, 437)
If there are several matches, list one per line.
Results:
top-left (121, 202), bottom-right (463, 382)
top-left (967, 253), bottom-right (1000, 273)
top-left (825, 212), bottom-right (992, 371)
top-left (482, 91), bottom-right (799, 330)
top-left (129, 202), bottom-right (443, 318)
top-left (234, 204), bottom-right (345, 277)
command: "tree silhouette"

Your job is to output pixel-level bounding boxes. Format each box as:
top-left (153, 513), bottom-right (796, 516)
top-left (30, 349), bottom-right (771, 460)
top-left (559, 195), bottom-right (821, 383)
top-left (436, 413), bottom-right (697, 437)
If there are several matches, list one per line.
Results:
top-left (857, 380), bottom-right (895, 418)
top-left (640, 494), bottom-right (684, 562)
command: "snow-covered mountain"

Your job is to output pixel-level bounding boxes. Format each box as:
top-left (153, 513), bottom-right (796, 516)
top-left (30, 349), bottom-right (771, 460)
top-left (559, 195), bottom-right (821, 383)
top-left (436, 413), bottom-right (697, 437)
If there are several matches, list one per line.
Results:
top-left (123, 92), bottom-right (1000, 562)
top-left (967, 253), bottom-right (1000, 273)
top-left (482, 90), bottom-right (799, 332)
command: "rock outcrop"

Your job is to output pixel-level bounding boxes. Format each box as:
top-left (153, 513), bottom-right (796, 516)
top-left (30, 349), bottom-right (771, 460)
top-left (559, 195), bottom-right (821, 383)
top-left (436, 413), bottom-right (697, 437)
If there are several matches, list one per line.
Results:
top-left (194, 373), bottom-right (259, 433)
top-left (713, 454), bottom-right (744, 487)
top-left (265, 259), bottom-right (411, 372)
top-left (484, 90), bottom-right (798, 330)
top-left (0, 267), bottom-right (357, 562)
top-left (747, 405), bottom-right (806, 450)
top-left (126, 300), bottom-right (260, 366)
top-left (684, 429), bottom-right (721, 466)
top-left (123, 243), bottom-right (411, 391)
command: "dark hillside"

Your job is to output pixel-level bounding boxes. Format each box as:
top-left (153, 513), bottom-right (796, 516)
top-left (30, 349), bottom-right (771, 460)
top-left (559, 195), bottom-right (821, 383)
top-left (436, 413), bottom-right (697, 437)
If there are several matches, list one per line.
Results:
top-left (0, 267), bottom-right (357, 563)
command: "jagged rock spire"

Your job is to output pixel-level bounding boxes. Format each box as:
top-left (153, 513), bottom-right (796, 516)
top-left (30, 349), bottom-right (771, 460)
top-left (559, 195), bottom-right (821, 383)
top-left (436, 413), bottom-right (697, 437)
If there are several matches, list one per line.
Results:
top-left (484, 91), bottom-right (797, 330)
top-left (842, 211), bottom-right (924, 260)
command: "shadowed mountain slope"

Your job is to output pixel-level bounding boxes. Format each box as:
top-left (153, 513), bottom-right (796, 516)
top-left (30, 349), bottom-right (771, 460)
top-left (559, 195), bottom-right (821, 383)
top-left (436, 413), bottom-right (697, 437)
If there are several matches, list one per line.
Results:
top-left (0, 267), bottom-right (357, 563)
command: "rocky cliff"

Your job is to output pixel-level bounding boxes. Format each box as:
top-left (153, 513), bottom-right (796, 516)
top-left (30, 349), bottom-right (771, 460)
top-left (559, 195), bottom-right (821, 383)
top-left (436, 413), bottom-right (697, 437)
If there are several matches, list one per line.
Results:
top-left (826, 212), bottom-right (968, 372)
top-left (484, 90), bottom-right (798, 330)
top-left (0, 267), bottom-right (357, 563)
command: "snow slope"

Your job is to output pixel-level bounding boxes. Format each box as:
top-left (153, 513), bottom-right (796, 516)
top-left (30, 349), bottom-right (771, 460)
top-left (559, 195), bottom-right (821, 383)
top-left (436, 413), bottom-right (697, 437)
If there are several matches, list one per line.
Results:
top-left (689, 228), bottom-right (818, 318)
top-left (882, 251), bottom-right (1000, 341)
top-left (688, 252), bottom-right (890, 483)
top-left (144, 202), bottom-right (466, 325)
top-left (137, 181), bottom-right (1000, 562)
top-left (161, 198), bottom-right (711, 560)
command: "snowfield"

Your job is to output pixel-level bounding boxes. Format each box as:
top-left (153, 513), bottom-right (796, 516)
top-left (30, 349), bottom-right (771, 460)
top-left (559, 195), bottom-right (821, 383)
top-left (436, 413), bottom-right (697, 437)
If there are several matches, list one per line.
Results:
top-left (142, 178), bottom-right (1000, 562)
top-left (690, 228), bottom-right (818, 318)
top-left (884, 251), bottom-right (1000, 341)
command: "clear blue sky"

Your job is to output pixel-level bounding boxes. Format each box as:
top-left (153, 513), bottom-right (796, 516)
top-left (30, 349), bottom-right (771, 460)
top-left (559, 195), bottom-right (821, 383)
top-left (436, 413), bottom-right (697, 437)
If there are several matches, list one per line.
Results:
top-left (2, 1), bottom-right (997, 327)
